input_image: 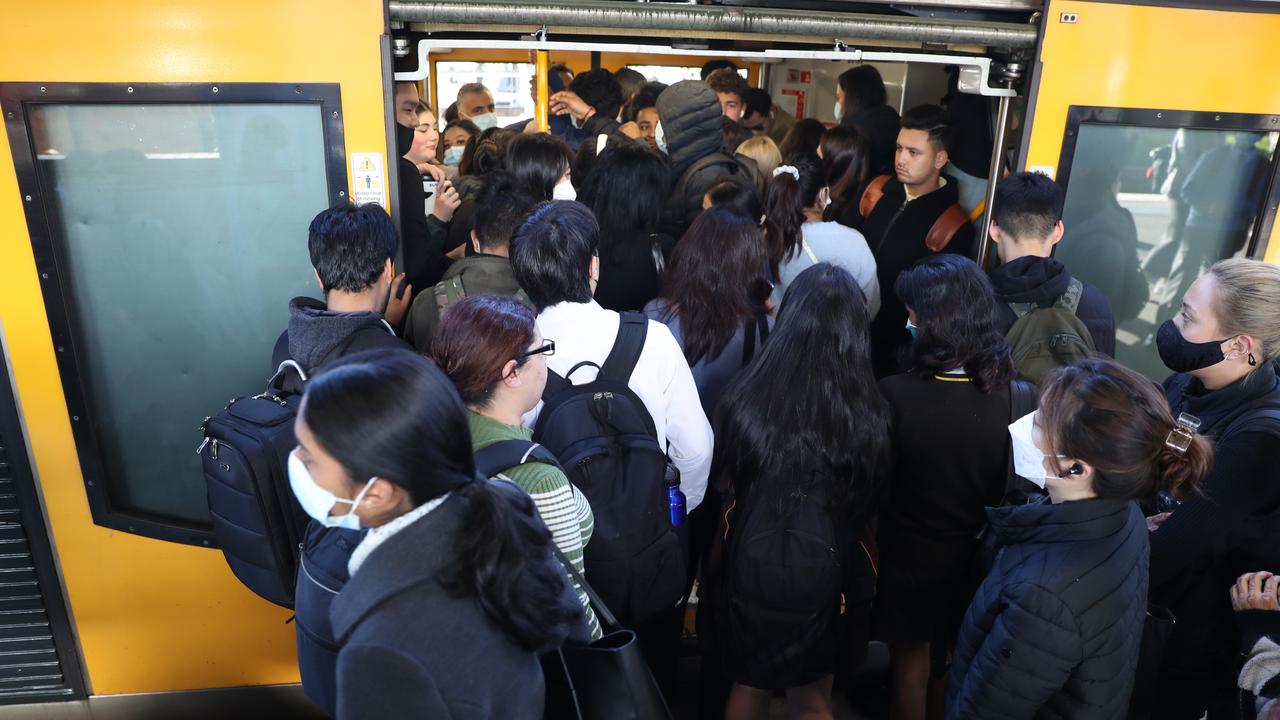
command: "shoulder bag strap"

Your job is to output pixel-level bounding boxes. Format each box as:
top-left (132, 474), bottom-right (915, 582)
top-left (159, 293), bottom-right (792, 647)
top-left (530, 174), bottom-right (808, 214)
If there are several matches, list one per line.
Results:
top-left (925, 204), bottom-right (970, 253)
top-left (600, 312), bottom-right (649, 384)
top-left (550, 545), bottom-right (620, 631)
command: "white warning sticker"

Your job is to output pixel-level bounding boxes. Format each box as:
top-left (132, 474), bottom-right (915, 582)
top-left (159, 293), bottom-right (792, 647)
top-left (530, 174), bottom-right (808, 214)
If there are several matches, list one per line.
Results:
top-left (350, 152), bottom-right (386, 208)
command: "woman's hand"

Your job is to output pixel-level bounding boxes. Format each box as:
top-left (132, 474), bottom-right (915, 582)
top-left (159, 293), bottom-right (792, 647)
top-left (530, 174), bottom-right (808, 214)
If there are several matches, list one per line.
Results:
top-left (1231, 572), bottom-right (1280, 612)
top-left (417, 162), bottom-right (445, 182)
top-left (1145, 512), bottom-right (1171, 533)
top-left (431, 180), bottom-right (461, 224)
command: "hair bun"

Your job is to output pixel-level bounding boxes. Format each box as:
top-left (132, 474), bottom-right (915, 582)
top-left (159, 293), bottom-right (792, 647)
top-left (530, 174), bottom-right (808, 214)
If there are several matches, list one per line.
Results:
top-left (1152, 432), bottom-right (1211, 499)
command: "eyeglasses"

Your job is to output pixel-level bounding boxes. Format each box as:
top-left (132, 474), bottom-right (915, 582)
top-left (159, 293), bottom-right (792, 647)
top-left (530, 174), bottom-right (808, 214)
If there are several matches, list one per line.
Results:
top-left (517, 340), bottom-right (555, 359)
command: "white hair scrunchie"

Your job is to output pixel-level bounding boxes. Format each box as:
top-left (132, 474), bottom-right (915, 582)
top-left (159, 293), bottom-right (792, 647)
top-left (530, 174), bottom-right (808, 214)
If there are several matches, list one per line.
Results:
top-left (772, 165), bottom-right (799, 181)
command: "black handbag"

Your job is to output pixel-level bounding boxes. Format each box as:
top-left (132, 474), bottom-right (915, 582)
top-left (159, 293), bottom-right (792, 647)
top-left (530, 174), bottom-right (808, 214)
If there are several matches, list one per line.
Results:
top-left (543, 547), bottom-right (673, 720)
top-left (1127, 603), bottom-right (1176, 720)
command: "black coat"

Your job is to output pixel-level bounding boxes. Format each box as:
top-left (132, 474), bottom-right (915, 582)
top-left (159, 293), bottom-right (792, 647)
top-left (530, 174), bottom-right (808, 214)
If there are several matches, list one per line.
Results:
top-left (842, 104), bottom-right (900, 178)
top-left (990, 255), bottom-right (1117, 358)
top-left (1151, 366), bottom-right (1280, 691)
top-left (398, 157), bottom-right (452, 290)
top-left (947, 498), bottom-right (1149, 719)
top-left (861, 176), bottom-right (975, 377)
top-left (331, 489), bottom-right (588, 720)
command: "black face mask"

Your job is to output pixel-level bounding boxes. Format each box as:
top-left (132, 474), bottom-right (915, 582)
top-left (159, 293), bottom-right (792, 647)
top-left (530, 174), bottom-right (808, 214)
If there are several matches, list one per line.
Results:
top-left (1156, 319), bottom-right (1229, 373)
top-left (394, 122), bottom-right (415, 158)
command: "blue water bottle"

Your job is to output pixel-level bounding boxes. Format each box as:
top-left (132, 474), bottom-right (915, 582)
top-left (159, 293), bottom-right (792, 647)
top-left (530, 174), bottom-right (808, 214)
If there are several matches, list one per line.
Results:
top-left (665, 463), bottom-right (686, 528)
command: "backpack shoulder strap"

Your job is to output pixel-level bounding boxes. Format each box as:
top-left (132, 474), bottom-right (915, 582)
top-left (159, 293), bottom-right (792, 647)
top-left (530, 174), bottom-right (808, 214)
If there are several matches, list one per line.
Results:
top-left (926, 204), bottom-right (970, 252)
top-left (474, 439), bottom-right (562, 479)
top-left (434, 275), bottom-right (466, 319)
top-left (600, 311), bottom-right (649, 384)
top-left (860, 175), bottom-right (891, 219)
top-left (1059, 277), bottom-right (1085, 314)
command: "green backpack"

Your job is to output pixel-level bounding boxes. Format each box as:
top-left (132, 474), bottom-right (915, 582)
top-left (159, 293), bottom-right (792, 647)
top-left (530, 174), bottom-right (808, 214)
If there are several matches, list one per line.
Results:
top-left (1006, 277), bottom-right (1097, 386)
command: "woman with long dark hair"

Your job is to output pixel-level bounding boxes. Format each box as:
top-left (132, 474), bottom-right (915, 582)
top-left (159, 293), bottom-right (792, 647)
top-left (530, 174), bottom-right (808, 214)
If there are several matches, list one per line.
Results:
top-left (764, 153), bottom-right (879, 316)
top-left (291, 350), bottom-right (586, 718)
top-left (876, 253), bottom-right (1016, 720)
top-left (819, 125), bottom-right (872, 230)
top-left (644, 206), bottom-right (773, 417)
top-left (705, 263), bottom-right (889, 720)
top-left (578, 142), bottom-right (672, 311)
top-left (431, 295), bottom-right (600, 641)
top-left (836, 65), bottom-right (899, 177)
top-left (505, 132), bottom-right (577, 201)
top-left (948, 358), bottom-right (1210, 718)
top-left (777, 118), bottom-right (827, 162)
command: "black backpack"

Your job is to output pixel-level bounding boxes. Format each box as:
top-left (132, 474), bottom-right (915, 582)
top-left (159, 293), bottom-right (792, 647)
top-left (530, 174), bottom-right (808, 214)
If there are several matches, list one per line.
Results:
top-left (718, 467), bottom-right (846, 686)
top-left (532, 312), bottom-right (686, 625)
top-left (198, 361), bottom-right (310, 608)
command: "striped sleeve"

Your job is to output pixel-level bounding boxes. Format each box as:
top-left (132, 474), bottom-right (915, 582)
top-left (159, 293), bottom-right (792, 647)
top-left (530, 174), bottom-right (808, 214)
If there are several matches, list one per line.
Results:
top-left (505, 463), bottom-right (601, 641)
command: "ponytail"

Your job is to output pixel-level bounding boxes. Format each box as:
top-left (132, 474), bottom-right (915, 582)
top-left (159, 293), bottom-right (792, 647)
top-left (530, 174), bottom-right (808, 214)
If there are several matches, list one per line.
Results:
top-left (764, 171), bottom-right (804, 263)
top-left (1039, 359), bottom-right (1214, 502)
top-left (1152, 432), bottom-right (1211, 500)
top-left (445, 479), bottom-right (583, 652)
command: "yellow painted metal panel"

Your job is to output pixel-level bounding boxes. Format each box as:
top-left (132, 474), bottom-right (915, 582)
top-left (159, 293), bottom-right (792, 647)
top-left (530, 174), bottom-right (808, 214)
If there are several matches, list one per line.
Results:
top-left (0, 0), bottom-right (385, 695)
top-left (1026, 0), bottom-right (1280, 263)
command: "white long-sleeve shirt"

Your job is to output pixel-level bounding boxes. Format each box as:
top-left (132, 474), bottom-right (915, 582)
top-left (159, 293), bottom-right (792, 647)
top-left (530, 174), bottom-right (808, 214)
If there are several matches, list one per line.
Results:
top-left (529, 300), bottom-right (713, 511)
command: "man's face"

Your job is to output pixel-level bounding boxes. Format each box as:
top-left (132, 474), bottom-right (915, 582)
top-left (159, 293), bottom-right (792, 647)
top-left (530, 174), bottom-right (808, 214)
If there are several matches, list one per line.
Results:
top-left (895, 128), bottom-right (947, 188)
top-left (717, 92), bottom-right (743, 123)
top-left (458, 90), bottom-right (496, 120)
top-left (394, 83), bottom-right (420, 128)
top-left (742, 109), bottom-right (768, 136)
top-left (637, 107), bottom-right (660, 145)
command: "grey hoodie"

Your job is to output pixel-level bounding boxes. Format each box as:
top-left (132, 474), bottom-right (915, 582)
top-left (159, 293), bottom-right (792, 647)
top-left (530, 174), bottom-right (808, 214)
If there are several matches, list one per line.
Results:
top-left (270, 296), bottom-right (408, 373)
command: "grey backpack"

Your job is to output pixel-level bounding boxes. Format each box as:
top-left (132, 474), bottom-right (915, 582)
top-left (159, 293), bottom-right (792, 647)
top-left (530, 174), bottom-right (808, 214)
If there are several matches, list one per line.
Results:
top-left (1006, 278), bottom-right (1097, 385)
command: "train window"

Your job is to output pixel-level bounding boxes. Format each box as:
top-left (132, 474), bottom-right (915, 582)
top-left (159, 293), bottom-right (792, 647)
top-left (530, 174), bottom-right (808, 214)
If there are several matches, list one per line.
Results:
top-left (1055, 109), bottom-right (1280, 381)
top-left (23, 98), bottom-right (333, 539)
top-left (627, 65), bottom-right (749, 86)
top-left (435, 61), bottom-right (534, 124)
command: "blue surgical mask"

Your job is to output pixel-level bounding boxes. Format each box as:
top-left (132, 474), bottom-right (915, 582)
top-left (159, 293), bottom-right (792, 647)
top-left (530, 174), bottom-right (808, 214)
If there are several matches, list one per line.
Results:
top-left (443, 145), bottom-right (464, 166)
top-left (905, 320), bottom-right (918, 338)
top-left (654, 121), bottom-right (668, 155)
top-left (288, 451), bottom-right (375, 530)
top-left (470, 112), bottom-right (498, 131)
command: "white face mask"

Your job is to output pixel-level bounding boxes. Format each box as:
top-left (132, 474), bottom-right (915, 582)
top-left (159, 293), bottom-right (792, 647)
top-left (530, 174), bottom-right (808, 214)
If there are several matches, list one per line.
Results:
top-left (1007, 411), bottom-right (1062, 489)
top-left (552, 178), bottom-right (577, 202)
top-left (834, 101), bottom-right (843, 122)
top-left (442, 145), bottom-right (464, 166)
top-left (288, 450), bottom-right (375, 530)
top-left (654, 121), bottom-right (668, 154)
top-left (470, 112), bottom-right (498, 131)
top-left (822, 187), bottom-right (832, 209)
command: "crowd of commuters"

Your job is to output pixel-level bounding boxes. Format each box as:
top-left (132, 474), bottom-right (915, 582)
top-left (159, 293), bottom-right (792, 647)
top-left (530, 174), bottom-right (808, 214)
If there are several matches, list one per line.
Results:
top-left (260, 60), bottom-right (1280, 720)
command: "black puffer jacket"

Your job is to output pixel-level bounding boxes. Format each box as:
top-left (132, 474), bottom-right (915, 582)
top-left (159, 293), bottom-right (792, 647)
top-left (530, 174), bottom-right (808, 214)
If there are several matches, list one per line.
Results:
top-left (656, 81), bottom-right (732, 238)
top-left (947, 497), bottom-right (1149, 720)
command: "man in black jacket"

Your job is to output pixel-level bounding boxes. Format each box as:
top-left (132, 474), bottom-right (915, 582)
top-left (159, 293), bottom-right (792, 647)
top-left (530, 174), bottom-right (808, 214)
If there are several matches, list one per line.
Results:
top-left (988, 171), bottom-right (1116, 357)
top-left (272, 203), bottom-right (411, 373)
top-left (549, 68), bottom-right (627, 182)
top-left (862, 104), bottom-right (975, 376)
top-left (270, 202), bottom-right (411, 716)
top-left (655, 80), bottom-right (755, 239)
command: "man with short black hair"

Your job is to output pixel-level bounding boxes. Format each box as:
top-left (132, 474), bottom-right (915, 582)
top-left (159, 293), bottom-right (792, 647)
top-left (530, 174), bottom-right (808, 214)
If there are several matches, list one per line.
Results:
top-left (700, 59), bottom-right (738, 80)
top-left (614, 67), bottom-right (647, 120)
top-left (272, 203), bottom-right (411, 373)
top-left (741, 87), bottom-right (795, 146)
top-left (509, 201), bottom-right (711, 510)
top-left (404, 171), bottom-right (537, 352)
top-left (549, 69), bottom-right (630, 180)
top-left (705, 67), bottom-right (749, 123)
top-left (456, 82), bottom-right (497, 130)
top-left (270, 202), bottom-right (412, 716)
top-left (988, 171), bottom-right (1116, 356)
top-left (861, 103), bottom-right (975, 376)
